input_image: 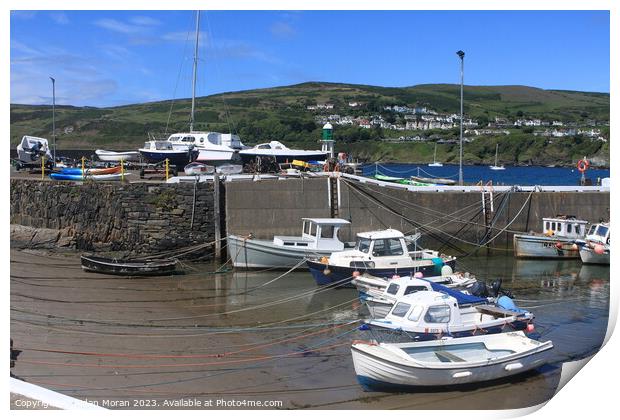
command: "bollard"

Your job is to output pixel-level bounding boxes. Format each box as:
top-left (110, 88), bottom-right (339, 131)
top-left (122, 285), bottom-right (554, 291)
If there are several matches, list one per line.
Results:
top-left (41, 156), bottom-right (45, 180)
top-left (165, 158), bottom-right (169, 181)
top-left (81, 156), bottom-right (85, 178)
top-left (120, 158), bottom-right (124, 182)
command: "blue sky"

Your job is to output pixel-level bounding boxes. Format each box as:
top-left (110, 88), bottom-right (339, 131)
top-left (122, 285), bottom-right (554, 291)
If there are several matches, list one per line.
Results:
top-left (10, 10), bottom-right (610, 107)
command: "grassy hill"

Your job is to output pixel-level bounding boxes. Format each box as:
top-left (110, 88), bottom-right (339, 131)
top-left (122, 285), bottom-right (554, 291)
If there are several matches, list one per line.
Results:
top-left (10, 82), bottom-right (610, 165)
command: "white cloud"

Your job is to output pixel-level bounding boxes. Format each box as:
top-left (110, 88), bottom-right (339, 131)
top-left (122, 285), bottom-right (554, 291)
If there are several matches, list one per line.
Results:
top-left (130, 16), bottom-right (161, 26)
top-left (161, 30), bottom-right (208, 44)
top-left (50, 12), bottom-right (69, 25)
top-left (94, 18), bottom-right (142, 34)
top-left (11, 11), bottom-right (37, 20)
top-left (270, 22), bottom-right (296, 38)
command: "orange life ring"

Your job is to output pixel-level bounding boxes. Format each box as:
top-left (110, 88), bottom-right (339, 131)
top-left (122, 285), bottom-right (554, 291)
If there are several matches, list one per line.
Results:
top-left (577, 159), bottom-right (589, 173)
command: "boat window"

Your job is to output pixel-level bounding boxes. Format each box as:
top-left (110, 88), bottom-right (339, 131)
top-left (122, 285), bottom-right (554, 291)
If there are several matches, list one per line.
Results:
top-left (424, 305), bottom-right (451, 323)
top-left (169, 136), bottom-right (180, 142)
top-left (283, 242), bottom-right (295, 246)
top-left (372, 238), bottom-right (404, 257)
top-left (303, 221), bottom-right (310, 235)
top-left (199, 137), bottom-right (205, 143)
top-left (588, 225), bottom-right (596, 235)
top-left (545, 221), bottom-right (550, 231)
top-left (320, 226), bottom-right (334, 239)
top-left (386, 283), bottom-right (400, 295)
top-left (144, 142), bottom-right (150, 149)
top-left (390, 302), bottom-right (411, 318)
top-left (407, 305), bottom-right (424, 322)
top-left (551, 222), bottom-right (556, 231)
top-left (181, 136), bottom-right (195, 143)
top-left (404, 285), bottom-right (428, 295)
top-left (596, 225), bottom-right (609, 238)
top-left (575, 225), bottom-right (581, 235)
top-left (356, 238), bottom-right (371, 253)
top-left (567, 224), bottom-right (572, 234)
top-left (257, 144), bottom-right (271, 149)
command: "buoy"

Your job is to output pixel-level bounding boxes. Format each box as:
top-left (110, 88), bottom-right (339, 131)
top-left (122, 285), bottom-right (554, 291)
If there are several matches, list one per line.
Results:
top-left (441, 265), bottom-right (454, 276)
top-left (323, 268), bottom-right (331, 276)
top-left (320, 256), bottom-right (329, 264)
top-left (352, 270), bottom-right (361, 277)
top-left (414, 272), bottom-right (423, 278)
top-left (594, 244), bottom-right (605, 255)
top-left (526, 323), bottom-right (535, 333)
top-left (571, 243), bottom-right (579, 251)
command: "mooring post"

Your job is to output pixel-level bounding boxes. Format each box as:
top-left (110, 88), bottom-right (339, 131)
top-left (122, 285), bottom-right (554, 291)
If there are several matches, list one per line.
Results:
top-left (213, 173), bottom-right (221, 260)
top-left (41, 156), bottom-right (45, 180)
top-left (120, 157), bottom-right (124, 182)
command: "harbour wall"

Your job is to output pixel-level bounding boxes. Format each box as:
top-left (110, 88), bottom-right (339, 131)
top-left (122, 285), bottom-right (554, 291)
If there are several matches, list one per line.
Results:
top-left (10, 179), bottom-right (217, 253)
top-left (225, 178), bottom-right (610, 253)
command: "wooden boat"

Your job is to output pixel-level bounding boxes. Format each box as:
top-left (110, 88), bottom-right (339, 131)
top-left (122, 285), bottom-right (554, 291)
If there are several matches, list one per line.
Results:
top-left (513, 215), bottom-right (588, 259)
top-left (351, 331), bottom-right (553, 389)
top-left (80, 255), bottom-right (178, 276)
top-left (228, 218), bottom-right (352, 269)
top-left (95, 149), bottom-right (141, 162)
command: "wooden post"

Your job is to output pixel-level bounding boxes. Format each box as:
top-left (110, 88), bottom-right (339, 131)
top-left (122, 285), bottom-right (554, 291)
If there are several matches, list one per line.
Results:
top-left (165, 158), bottom-right (169, 181)
top-left (41, 156), bottom-right (45, 180)
top-left (213, 173), bottom-right (221, 260)
top-left (120, 158), bottom-right (124, 182)
top-left (81, 156), bottom-right (85, 177)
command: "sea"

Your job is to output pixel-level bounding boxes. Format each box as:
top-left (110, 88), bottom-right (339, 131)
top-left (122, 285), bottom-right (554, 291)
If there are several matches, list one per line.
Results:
top-left (362, 163), bottom-right (611, 187)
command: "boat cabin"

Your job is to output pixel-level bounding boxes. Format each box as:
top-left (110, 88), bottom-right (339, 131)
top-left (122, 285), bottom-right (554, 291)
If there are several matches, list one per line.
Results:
top-left (17, 135), bottom-right (53, 163)
top-left (585, 222), bottom-right (609, 245)
top-left (166, 132), bottom-right (244, 150)
top-left (542, 216), bottom-right (588, 239)
top-left (383, 291), bottom-right (463, 327)
top-left (383, 277), bottom-right (434, 301)
top-left (272, 218), bottom-right (350, 250)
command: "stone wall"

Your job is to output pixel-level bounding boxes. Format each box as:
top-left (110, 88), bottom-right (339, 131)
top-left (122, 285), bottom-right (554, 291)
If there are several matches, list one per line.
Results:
top-left (10, 179), bottom-right (216, 253)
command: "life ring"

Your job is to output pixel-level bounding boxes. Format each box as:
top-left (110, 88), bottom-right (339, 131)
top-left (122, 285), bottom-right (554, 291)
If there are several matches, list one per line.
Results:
top-left (577, 159), bottom-right (590, 173)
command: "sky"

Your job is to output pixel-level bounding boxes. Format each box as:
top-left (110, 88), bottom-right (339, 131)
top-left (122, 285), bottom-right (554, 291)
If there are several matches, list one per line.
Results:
top-left (9, 10), bottom-right (610, 107)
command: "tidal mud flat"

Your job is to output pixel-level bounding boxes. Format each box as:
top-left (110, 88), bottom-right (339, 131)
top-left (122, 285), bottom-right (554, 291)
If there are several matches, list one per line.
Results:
top-left (10, 248), bottom-right (609, 410)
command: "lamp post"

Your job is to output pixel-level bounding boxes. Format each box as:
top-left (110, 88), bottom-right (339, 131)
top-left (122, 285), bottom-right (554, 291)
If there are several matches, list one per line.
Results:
top-left (456, 50), bottom-right (465, 185)
top-left (50, 76), bottom-right (56, 164)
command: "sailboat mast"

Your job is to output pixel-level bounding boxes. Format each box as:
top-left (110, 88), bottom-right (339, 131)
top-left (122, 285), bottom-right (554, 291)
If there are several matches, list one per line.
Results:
top-left (190, 10), bottom-right (200, 133)
top-left (495, 144), bottom-right (499, 166)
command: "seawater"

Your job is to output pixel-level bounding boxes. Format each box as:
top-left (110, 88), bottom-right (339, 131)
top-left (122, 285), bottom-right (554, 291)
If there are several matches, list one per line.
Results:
top-left (363, 163), bottom-right (610, 186)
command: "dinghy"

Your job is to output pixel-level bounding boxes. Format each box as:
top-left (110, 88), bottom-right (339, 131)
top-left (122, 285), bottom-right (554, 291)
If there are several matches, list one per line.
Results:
top-left (184, 162), bottom-right (215, 175)
top-left (351, 331), bottom-right (553, 389)
top-left (81, 255), bottom-right (178, 276)
top-left (95, 149), bottom-right (140, 162)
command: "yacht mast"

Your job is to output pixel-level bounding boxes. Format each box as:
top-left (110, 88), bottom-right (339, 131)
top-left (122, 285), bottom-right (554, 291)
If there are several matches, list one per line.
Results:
top-left (190, 11), bottom-right (200, 133)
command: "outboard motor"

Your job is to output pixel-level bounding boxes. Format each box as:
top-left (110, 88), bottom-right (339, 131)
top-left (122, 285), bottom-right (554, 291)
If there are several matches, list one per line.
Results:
top-left (468, 280), bottom-right (488, 298)
top-left (489, 279), bottom-right (502, 297)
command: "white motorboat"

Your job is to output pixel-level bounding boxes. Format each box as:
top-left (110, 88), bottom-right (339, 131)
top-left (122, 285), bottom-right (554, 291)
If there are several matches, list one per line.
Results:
top-left (513, 215), bottom-right (588, 259)
top-left (16, 135), bottom-right (53, 163)
top-left (239, 141), bottom-right (328, 164)
top-left (489, 144), bottom-right (505, 170)
top-left (227, 218), bottom-right (352, 269)
top-left (215, 164), bottom-right (243, 175)
top-left (184, 162), bottom-right (214, 175)
top-left (95, 149), bottom-right (141, 162)
top-left (138, 140), bottom-right (197, 167)
top-left (579, 222), bottom-right (610, 265)
top-left (351, 331), bottom-right (553, 389)
top-left (366, 290), bottom-right (533, 341)
top-left (306, 229), bottom-right (456, 287)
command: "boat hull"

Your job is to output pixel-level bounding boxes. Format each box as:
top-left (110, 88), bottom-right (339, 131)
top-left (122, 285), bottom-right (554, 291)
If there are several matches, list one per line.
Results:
top-left (228, 235), bottom-right (338, 269)
top-left (513, 234), bottom-right (580, 259)
top-left (50, 173), bottom-right (124, 181)
top-left (95, 150), bottom-right (141, 162)
top-left (306, 258), bottom-right (457, 287)
top-left (351, 336), bottom-right (552, 389)
top-left (80, 255), bottom-right (177, 276)
top-left (195, 149), bottom-right (235, 164)
top-left (139, 150), bottom-right (194, 166)
top-left (579, 247), bottom-right (610, 265)
top-left (239, 152), bottom-right (328, 165)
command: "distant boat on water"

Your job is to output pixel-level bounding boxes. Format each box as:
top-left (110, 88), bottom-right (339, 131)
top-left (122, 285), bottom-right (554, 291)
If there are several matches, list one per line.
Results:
top-left (428, 143), bottom-right (443, 167)
top-left (489, 144), bottom-right (506, 170)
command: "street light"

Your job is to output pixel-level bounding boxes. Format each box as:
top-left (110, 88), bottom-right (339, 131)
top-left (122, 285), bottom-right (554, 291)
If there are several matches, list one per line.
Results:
top-left (50, 76), bottom-right (56, 164)
top-left (456, 50), bottom-right (465, 185)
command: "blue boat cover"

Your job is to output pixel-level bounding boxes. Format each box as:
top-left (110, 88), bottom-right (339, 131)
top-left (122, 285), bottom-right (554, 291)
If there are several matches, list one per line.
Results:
top-left (424, 279), bottom-right (487, 306)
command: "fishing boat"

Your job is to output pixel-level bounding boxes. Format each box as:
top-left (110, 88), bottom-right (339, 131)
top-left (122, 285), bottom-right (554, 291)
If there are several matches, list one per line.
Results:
top-left (364, 290), bottom-right (533, 341)
top-left (489, 144), bottom-right (505, 170)
top-left (239, 141), bottom-right (327, 165)
top-left (49, 173), bottom-right (126, 181)
top-left (578, 222), bottom-right (610, 265)
top-left (81, 255), bottom-right (177, 276)
top-left (513, 215), bottom-right (588, 259)
top-left (306, 229), bottom-right (456, 287)
top-left (228, 218), bottom-right (352, 269)
top-left (139, 140), bottom-right (197, 167)
top-left (184, 162), bottom-right (214, 175)
top-left (16, 135), bottom-right (53, 164)
top-left (428, 143), bottom-right (443, 167)
top-left (95, 149), bottom-right (141, 162)
top-left (351, 331), bottom-right (553, 389)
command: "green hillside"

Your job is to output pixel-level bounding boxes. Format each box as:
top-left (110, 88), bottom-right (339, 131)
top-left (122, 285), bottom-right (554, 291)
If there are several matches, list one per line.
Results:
top-left (10, 82), bottom-right (610, 166)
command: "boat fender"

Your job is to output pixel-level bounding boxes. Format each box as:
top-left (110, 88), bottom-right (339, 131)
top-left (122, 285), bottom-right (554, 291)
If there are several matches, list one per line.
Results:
top-left (323, 268), bottom-right (331, 276)
top-left (440, 265), bottom-right (453, 276)
top-left (555, 242), bottom-right (563, 249)
top-left (358, 323), bottom-right (370, 331)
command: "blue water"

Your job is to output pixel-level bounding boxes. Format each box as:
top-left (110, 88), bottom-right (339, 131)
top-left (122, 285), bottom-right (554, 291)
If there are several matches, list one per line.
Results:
top-left (362, 163), bottom-right (610, 186)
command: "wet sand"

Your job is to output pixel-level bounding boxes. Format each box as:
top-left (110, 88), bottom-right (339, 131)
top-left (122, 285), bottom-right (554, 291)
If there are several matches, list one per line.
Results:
top-left (10, 248), bottom-right (609, 410)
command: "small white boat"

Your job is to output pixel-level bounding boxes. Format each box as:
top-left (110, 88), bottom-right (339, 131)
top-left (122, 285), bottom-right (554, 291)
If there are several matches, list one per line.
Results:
top-left (184, 162), bottom-right (214, 175)
top-left (578, 222), bottom-right (610, 265)
top-left (216, 164), bottom-right (243, 175)
top-left (513, 215), bottom-right (588, 259)
top-left (489, 144), bottom-right (505, 170)
top-left (228, 218), bottom-right (352, 269)
top-left (428, 143), bottom-right (443, 167)
top-left (366, 290), bottom-right (533, 341)
top-left (239, 141), bottom-right (327, 164)
top-left (95, 149), bottom-right (141, 162)
top-left (16, 135), bottom-right (53, 163)
top-left (351, 331), bottom-right (553, 389)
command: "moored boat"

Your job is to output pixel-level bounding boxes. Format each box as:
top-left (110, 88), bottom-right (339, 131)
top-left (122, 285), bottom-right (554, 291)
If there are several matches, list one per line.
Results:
top-left (139, 140), bottom-right (197, 166)
top-left (239, 141), bottom-right (327, 165)
top-left (95, 149), bottom-right (141, 162)
top-left (16, 135), bottom-right (53, 164)
top-left (513, 215), bottom-right (588, 259)
top-left (80, 255), bottom-right (178, 276)
top-left (351, 331), bottom-right (553, 390)
top-left (228, 218), bottom-right (352, 269)
top-left (306, 229), bottom-right (456, 287)
top-left (578, 222), bottom-right (610, 265)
